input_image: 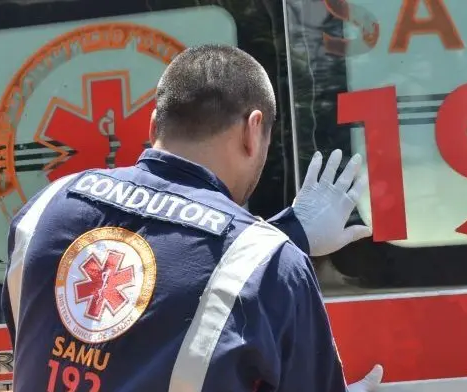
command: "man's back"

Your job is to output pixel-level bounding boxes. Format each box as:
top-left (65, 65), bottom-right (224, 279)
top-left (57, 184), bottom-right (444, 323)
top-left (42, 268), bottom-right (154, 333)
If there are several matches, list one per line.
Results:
top-left (2, 149), bottom-right (346, 392)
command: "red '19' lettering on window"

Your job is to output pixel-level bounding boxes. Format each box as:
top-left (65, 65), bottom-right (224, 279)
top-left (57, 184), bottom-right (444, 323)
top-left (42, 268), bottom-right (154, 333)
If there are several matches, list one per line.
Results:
top-left (436, 84), bottom-right (467, 235)
top-left (338, 84), bottom-right (467, 242)
top-left (338, 86), bottom-right (407, 242)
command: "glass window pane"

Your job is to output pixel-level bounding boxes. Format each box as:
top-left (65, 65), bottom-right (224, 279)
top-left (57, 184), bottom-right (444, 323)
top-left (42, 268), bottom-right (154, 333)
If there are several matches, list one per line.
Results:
top-left (284, 0), bottom-right (467, 294)
top-left (0, 0), bottom-right (293, 282)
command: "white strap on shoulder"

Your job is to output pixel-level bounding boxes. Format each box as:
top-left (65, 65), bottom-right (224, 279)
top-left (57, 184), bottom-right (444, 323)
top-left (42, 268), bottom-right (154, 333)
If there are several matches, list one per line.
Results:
top-left (8, 174), bottom-right (78, 332)
top-left (169, 220), bottom-right (289, 392)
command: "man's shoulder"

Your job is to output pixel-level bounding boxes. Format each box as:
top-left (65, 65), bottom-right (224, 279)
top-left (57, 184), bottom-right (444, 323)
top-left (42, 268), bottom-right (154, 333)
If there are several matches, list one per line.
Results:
top-left (67, 167), bottom-right (260, 234)
top-left (19, 167), bottom-right (260, 243)
top-left (239, 228), bottom-right (321, 333)
top-left (14, 166), bottom-right (265, 242)
top-left (11, 172), bottom-right (82, 223)
top-left (273, 239), bottom-right (313, 286)
top-left (234, 221), bottom-right (314, 298)
top-left (259, 223), bottom-right (320, 297)
top-left (252, 221), bottom-right (310, 275)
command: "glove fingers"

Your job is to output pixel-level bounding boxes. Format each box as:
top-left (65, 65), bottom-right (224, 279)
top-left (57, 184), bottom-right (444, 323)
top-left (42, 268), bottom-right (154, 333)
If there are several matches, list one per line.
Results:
top-left (347, 364), bottom-right (383, 392)
top-left (319, 149), bottom-right (342, 184)
top-left (346, 173), bottom-right (368, 204)
top-left (335, 153), bottom-right (362, 192)
top-left (302, 151), bottom-right (323, 189)
top-left (363, 364), bottom-right (384, 390)
top-left (342, 225), bottom-right (373, 248)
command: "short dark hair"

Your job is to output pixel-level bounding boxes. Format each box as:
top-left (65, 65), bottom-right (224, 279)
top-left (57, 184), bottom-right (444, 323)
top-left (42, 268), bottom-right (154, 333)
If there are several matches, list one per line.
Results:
top-left (155, 44), bottom-right (276, 141)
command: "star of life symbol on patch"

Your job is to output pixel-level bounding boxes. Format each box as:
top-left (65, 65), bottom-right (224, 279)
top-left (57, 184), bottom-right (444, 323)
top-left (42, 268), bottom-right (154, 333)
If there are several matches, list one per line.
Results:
top-left (74, 249), bottom-right (135, 321)
top-left (55, 227), bottom-right (156, 344)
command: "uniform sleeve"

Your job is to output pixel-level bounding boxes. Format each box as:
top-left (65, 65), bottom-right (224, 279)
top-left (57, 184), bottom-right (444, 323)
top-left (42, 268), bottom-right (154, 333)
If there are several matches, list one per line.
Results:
top-left (178, 237), bottom-right (347, 392)
top-left (266, 208), bottom-right (310, 255)
top-left (1, 213), bottom-right (21, 347)
top-left (1, 187), bottom-right (49, 348)
top-left (260, 243), bottom-right (347, 392)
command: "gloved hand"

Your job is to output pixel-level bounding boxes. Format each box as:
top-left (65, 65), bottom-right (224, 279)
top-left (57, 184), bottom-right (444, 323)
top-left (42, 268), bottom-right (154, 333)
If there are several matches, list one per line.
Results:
top-left (348, 365), bottom-right (384, 392)
top-left (292, 149), bottom-right (372, 256)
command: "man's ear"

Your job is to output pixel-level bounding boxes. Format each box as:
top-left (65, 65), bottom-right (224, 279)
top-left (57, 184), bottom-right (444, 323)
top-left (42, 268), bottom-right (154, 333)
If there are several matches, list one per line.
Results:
top-left (149, 108), bottom-right (157, 145)
top-left (243, 110), bottom-right (263, 157)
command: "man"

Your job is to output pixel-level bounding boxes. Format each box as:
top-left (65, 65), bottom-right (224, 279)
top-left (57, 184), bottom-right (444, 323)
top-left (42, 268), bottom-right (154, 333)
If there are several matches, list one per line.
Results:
top-left (2, 45), bottom-right (382, 391)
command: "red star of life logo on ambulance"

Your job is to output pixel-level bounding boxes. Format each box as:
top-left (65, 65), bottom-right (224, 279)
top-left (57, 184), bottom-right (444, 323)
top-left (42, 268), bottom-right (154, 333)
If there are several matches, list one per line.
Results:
top-left (35, 70), bottom-right (156, 182)
top-left (74, 250), bottom-right (136, 321)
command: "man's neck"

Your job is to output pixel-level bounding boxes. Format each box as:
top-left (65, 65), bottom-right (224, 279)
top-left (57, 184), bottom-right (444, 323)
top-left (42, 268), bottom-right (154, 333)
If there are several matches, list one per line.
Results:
top-left (152, 138), bottom-right (240, 201)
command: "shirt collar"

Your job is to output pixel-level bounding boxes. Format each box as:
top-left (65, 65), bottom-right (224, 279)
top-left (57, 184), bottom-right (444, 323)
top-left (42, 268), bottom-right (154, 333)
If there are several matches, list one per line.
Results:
top-left (136, 148), bottom-right (233, 199)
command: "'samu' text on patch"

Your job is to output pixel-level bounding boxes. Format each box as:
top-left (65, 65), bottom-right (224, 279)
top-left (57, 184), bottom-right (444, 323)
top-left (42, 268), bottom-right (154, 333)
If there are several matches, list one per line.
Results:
top-left (68, 173), bottom-right (234, 235)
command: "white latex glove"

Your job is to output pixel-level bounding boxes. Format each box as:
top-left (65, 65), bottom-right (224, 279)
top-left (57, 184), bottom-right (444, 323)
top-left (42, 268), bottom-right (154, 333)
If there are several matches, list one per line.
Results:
top-left (348, 365), bottom-right (384, 392)
top-left (292, 149), bottom-right (372, 256)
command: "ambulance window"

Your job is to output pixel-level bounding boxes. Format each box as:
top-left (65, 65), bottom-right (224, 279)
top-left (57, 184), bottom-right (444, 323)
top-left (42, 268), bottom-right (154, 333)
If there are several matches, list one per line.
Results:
top-left (0, 0), bottom-right (293, 280)
top-left (284, 0), bottom-right (467, 294)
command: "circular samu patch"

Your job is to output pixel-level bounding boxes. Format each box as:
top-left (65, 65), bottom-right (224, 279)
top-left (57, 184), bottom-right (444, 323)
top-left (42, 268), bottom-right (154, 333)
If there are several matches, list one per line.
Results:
top-left (55, 227), bottom-right (156, 344)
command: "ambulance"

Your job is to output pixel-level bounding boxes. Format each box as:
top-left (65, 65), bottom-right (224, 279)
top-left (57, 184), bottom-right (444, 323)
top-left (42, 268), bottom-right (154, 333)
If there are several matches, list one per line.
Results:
top-left (0, 0), bottom-right (465, 390)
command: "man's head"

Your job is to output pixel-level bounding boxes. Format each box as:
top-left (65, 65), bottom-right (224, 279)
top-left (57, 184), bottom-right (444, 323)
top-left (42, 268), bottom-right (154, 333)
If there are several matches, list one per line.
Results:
top-left (150, 44), bottom-right (276, 205)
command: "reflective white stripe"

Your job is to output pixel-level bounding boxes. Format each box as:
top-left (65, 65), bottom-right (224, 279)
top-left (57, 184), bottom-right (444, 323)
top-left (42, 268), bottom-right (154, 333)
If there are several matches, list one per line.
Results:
top-left (7, 174), bottom-right (78, 332)
top-left (380, 377), bottom-right (467, 391)
top-left (169, 221), bottom-right (289, 392)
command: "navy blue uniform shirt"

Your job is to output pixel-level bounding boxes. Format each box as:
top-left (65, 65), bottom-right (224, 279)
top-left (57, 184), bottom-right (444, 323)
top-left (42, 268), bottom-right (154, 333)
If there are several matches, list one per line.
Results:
top-left (2, 149), bottom-right (347, 392)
